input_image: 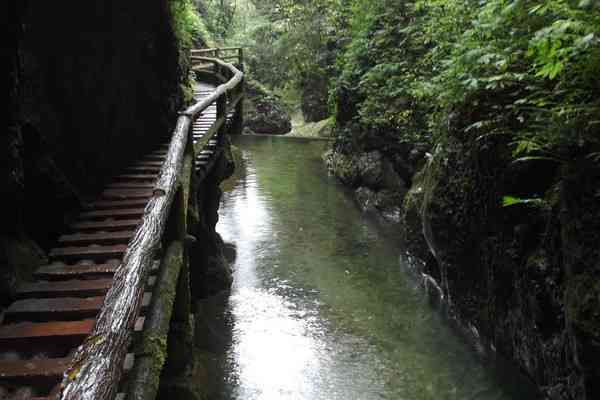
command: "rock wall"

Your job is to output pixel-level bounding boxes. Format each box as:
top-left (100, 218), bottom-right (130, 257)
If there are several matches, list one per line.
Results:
top-left (3, 0), bottom-right (186, 305)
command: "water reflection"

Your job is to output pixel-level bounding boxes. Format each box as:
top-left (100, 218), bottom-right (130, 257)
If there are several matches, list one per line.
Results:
top-left (211, 136), bottom-right (536, 400)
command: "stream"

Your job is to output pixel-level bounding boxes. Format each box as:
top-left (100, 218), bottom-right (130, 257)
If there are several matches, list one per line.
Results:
top-left (201, 135), bottom-right (537, 400)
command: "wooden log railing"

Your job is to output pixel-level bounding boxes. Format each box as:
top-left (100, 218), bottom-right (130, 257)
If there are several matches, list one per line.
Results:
top-left (57, 51), bottom-right (243, 400)
top-left (191, 47), bottom-right (243, 66)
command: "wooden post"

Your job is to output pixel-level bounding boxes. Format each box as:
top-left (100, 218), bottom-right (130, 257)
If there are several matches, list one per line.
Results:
top-left (217, 92), bottom-right (227, 139)
top-left (238, 48), bottom-right (244, 71)
top-left (231, 76), bottom-right (244, 135)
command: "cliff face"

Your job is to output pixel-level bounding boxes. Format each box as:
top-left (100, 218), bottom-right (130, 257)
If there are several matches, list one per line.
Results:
top-left (402, 134), bottom-right (599, 400)
top-left (3, 0), bottom-right (186, 305)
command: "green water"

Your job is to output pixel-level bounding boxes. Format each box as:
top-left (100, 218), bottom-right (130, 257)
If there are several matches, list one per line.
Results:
top-left (212, 135), bottom-right (536, 400)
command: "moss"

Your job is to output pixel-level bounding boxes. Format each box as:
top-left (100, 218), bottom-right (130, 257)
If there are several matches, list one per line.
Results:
top-left (140, 334), bottom-right (169, 367)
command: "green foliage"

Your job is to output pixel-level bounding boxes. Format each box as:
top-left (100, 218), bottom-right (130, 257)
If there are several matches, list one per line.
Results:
top-left (199, 0), bottom-right (238, 41)
top-left (200, 0), bottom-right (600, 171)
top-left (501, 195), bottom-right (545, 207)
top-left (171, 0), bottom-right (211, 48)
top-left (331, 0), bottom-right (600, 167)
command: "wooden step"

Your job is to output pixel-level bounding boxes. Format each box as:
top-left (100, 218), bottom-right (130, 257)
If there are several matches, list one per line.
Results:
top-left (143, 154), bottom-right (165, 161)
top-left (106, 182), bottom-right (155, 189)
top-left (78, 208), bottom-right (145, 220)
top-left (6, 293), bottom-right (151, 323)
top-left (17, 279), bottom-right (113, 298)
top-left (34, 263), bottom-right (118, 280)
top-left (101, 188), bottom-right (153, 200)
top-left (59, 231), bottom-right (134, 246)
top-left (133, 161), bottom-right (163, 167)
top-left (71, 219), bottom-right (139, 232)
top-left (0, 320), bottom-right (94, 350)
top-left (0, 357), bottom-right (70, 385)
top-left (124, 166), bottom-right (162, 174)
top-left (49, 244), bottom-right (127, 261)
top-left (115, 174), bottom-right (157, 181)
top-left (5, 297), bottom-right (104, 322)
top-left (90, 198), bottom-right (149, 210)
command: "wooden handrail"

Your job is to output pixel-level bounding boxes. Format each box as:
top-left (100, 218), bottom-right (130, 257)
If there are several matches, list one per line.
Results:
top-left (58, 50), bottom-right (243, 400)
top-left (191, 47), bottom-right (243, 66)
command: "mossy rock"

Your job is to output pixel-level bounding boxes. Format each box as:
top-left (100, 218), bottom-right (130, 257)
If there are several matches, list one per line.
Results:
top-left (244, 79), bottom-right (292, 135)
top-left (322, 149), bottom-right (360, 186)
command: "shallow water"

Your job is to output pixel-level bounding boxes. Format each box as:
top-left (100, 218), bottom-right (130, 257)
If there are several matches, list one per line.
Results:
top-left (209, 135), bottom-right (536, 400)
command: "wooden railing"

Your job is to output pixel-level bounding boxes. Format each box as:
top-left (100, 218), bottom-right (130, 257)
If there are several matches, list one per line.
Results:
top-left (191, 47), bottom-right (243, 66)
top-left (58, 51), bottom-right (243, 400)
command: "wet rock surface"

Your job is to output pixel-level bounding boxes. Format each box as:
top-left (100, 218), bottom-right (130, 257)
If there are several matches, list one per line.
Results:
top-left (324, 148), bottom-right (410, 222)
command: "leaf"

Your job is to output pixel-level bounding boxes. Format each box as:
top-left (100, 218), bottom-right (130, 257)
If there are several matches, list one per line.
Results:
top-left (512, 155), bottom-right (564, 164)
top-left (511, 139), bottom-right (542, 157)
top-left (576, 33), bottom-right (595, 49)
top-left (502, 196), bottom-right (544, 207)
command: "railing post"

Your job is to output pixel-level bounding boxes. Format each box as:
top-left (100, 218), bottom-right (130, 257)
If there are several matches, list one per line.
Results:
top-left (238, 48), bottom-right (244, 71)
top-left (231, 77), bottom-right (244, 135)
top-left (217, 92), bottom-right (227, 136)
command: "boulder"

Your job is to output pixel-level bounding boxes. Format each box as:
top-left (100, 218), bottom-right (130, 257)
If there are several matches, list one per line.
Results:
top-left (244, 79), bottom-right (291, 135)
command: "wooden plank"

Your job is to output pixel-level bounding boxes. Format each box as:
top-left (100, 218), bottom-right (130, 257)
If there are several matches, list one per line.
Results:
top-left (101, 189), bottom-right (153, 200)
top-left (90, 198), bottom-right (149, 210)
top-left (106, 182), bottom-right (155, 189)
top-left (16, 279), bottom-right (113, 298)
top-left (0, 357), bottom-right (70, 383)
top-left (59, 231), bottom-right (134, 246)
top-left (115, 174), bottom-right (157, 181)
top-left (0, 320), bottom-right (94, 349)
top-left (70, 219), bottom-right (140, 232)
top-left (49, 244), bottom-right (127, 261)
top-left (78, 208), bottom-right (145, 220)
top-left (5, 297), bottom-right (105, 322)
top-left (34, 264), bottom-right (118, 280)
